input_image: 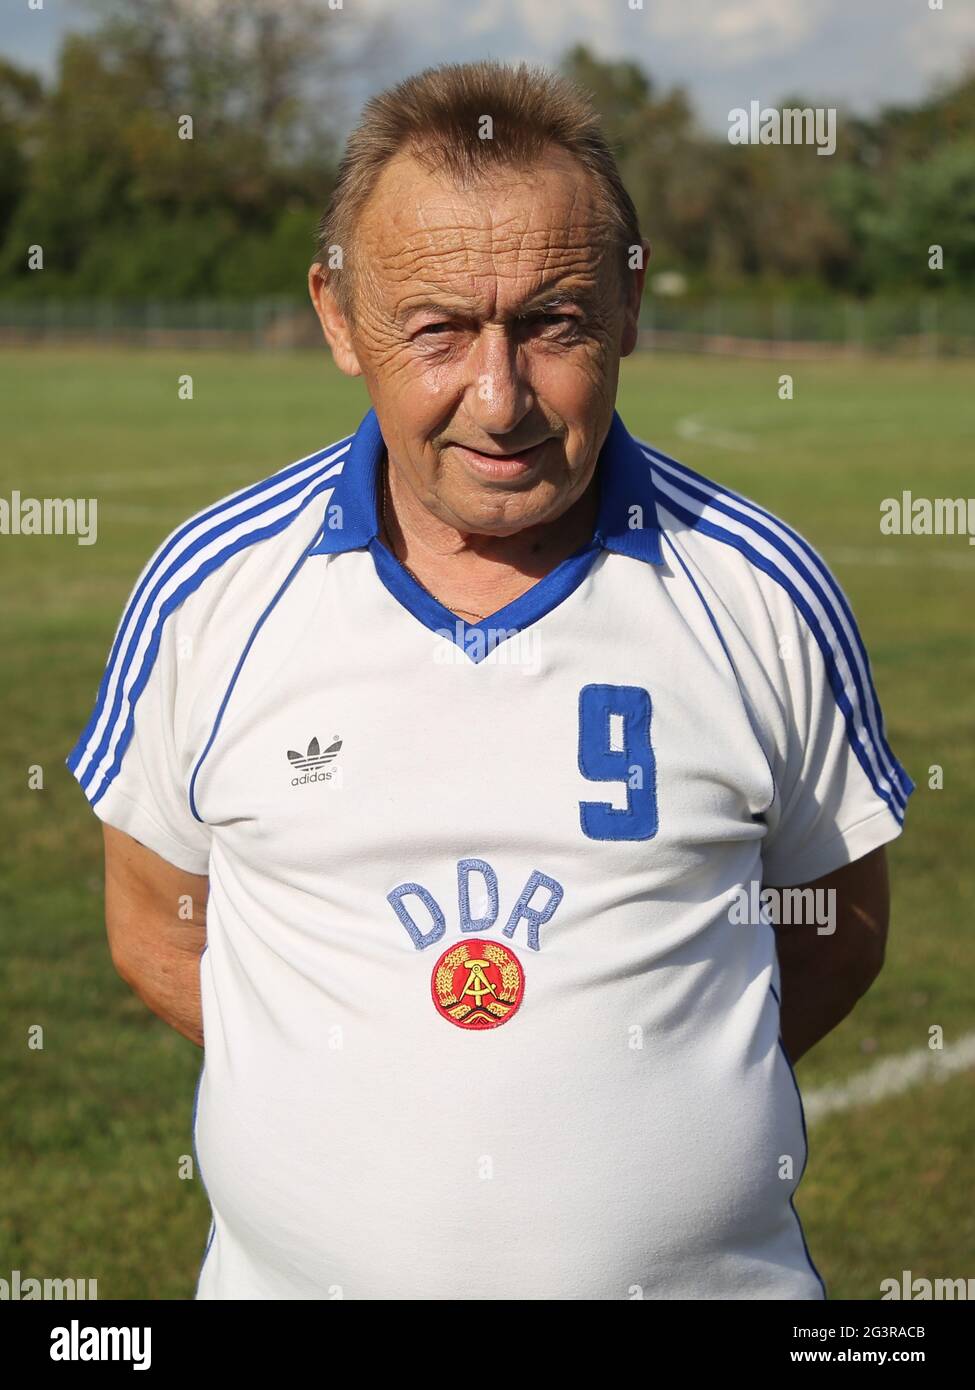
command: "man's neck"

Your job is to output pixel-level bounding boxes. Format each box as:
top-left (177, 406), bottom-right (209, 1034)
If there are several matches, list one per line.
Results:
top-left (379, 453), bottom-right (601, 622)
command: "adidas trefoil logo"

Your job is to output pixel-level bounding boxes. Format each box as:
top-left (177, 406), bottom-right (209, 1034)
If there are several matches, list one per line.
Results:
top-left (287, 735), bottom-right (342, 787)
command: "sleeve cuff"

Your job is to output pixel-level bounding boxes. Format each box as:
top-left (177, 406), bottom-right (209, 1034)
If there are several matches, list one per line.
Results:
top-left (73, 776), bottom-right (211, 877)
top-left (761, 801), bottom-right (906, 886)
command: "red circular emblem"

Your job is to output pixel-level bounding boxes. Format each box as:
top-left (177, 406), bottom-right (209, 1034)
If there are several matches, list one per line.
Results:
top-left (431, 939), bottom-right (525, 1030)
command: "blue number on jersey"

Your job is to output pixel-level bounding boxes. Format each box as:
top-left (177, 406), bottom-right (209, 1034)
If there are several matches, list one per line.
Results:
top-left (578, 684), bottom-right (658, 841)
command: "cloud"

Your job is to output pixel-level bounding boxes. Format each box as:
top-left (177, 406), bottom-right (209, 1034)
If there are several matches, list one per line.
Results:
top-left (906, 2), bottom-right (975, 83)
top-left (357, 0), bottom-right (973, 131)
top-left (9, 0), bottom-right (974, 136)
top-left (648, 0), bottom-right (824, 57)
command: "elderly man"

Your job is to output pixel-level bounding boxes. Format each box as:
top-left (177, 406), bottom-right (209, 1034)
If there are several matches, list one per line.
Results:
top-left (68, 61), bottom-right (912, 1300)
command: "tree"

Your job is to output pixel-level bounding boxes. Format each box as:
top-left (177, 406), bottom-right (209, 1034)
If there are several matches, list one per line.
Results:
top-left (0, 58), bottom-right (43, 251)
top-left (861, 141), bottom-right (975, 288)
top-left (0, 0), bottom-right (390, 295)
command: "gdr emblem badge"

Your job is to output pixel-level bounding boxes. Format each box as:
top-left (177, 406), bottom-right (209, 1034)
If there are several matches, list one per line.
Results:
top-left (431, 939), bottom-right (525, 1029)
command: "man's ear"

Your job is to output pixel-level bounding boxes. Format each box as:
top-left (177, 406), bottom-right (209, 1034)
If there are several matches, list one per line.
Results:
top-left (308, 263), bottom-right (363, 377)
top-left (620, 238), bottom-right (651, 359)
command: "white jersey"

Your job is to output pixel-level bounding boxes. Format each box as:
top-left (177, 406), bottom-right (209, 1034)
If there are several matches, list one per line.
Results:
top-left (68, 408), bottom-right (913, 1300)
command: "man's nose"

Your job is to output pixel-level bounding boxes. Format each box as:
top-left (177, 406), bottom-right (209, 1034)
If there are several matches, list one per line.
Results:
top-left (465, 327), bottom-right (534, 434)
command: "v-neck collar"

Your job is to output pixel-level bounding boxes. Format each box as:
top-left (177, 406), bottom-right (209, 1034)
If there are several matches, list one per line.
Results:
top-left (308, 408), bottom-right (663, 662)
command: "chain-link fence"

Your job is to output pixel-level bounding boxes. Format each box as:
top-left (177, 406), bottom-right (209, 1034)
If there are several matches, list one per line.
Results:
top-left (0, 296), bottom-right (971, 355)
top-left (638, 296), bottom-right (974, 357)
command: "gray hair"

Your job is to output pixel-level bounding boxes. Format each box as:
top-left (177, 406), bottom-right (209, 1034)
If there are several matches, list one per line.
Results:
top-left (314, 60), bottom-right (642, 317)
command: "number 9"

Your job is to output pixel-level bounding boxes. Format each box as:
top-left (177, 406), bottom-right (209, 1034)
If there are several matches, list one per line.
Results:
top-left (578, 684), bottom-right (658, 841)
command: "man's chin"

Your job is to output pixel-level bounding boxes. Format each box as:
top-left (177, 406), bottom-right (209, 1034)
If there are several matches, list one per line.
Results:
top-left (445, 493), bottom-right (574, 540)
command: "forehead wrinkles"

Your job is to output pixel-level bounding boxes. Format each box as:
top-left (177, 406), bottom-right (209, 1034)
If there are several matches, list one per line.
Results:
top-left (363, 172), bottom-right (610, 309)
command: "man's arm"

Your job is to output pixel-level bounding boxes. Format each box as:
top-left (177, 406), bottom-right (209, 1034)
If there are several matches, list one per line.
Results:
top-left (771, 845), bottom-right (890, 1065)
top-left (103, 823), bottom-right (209, 1048)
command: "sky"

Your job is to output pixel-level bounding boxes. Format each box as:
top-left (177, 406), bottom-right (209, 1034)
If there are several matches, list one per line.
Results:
top-left (2, 0), bottom-right (973, 133)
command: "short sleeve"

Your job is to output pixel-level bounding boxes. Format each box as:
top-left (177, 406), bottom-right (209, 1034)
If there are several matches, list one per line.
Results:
top-left (66, 570), bottom-right (212, 877)
top-left (759, 568), bottom-right (914, 887)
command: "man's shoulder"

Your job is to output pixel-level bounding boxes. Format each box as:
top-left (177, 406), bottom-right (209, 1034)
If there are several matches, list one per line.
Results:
top-left (628, 431), bottom-right (890, 756)
top-left (130, 428), bottom-right (358, 626)
top-left (66, 427), bottom-right (359, 787)
top-left (630, 431), bottom-right (840, 627)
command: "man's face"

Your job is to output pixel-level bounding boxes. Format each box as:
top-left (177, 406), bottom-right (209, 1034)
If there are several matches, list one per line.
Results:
top-left (312, 145), bottom-right (645, 537)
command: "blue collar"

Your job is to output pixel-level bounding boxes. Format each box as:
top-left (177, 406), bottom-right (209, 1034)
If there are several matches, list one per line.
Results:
top-left (308, 407), bottom-right (662, 564)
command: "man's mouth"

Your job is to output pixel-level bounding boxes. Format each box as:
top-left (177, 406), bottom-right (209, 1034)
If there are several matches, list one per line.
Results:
top-left (448, 438), bottom-right (551, 479)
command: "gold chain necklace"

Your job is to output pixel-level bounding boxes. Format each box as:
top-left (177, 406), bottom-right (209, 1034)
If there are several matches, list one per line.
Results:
top-left (380, 463), bottom-right (490, 624)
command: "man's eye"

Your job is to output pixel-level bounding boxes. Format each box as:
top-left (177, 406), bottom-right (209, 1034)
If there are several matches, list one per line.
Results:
top-left (414, 315), bottom-right (581, 340)
top-left (527, 313), bottom-right (582, 335)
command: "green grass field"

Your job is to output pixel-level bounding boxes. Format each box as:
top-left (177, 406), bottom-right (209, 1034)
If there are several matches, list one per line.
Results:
top-left (1, 348), bottom-right (972, 1299)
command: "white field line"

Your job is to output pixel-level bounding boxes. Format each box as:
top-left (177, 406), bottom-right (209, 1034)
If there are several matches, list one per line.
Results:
top-left (668, 419), bottom-right (973, 566)
top-left (105, 505), bottom-right (170, 522)
top-left (823, 545), bottom-right (974, 571)
top-left (803, 1031), bottom-right (975, 1125)
top-left (674, 415), bottom-right (757, 451)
